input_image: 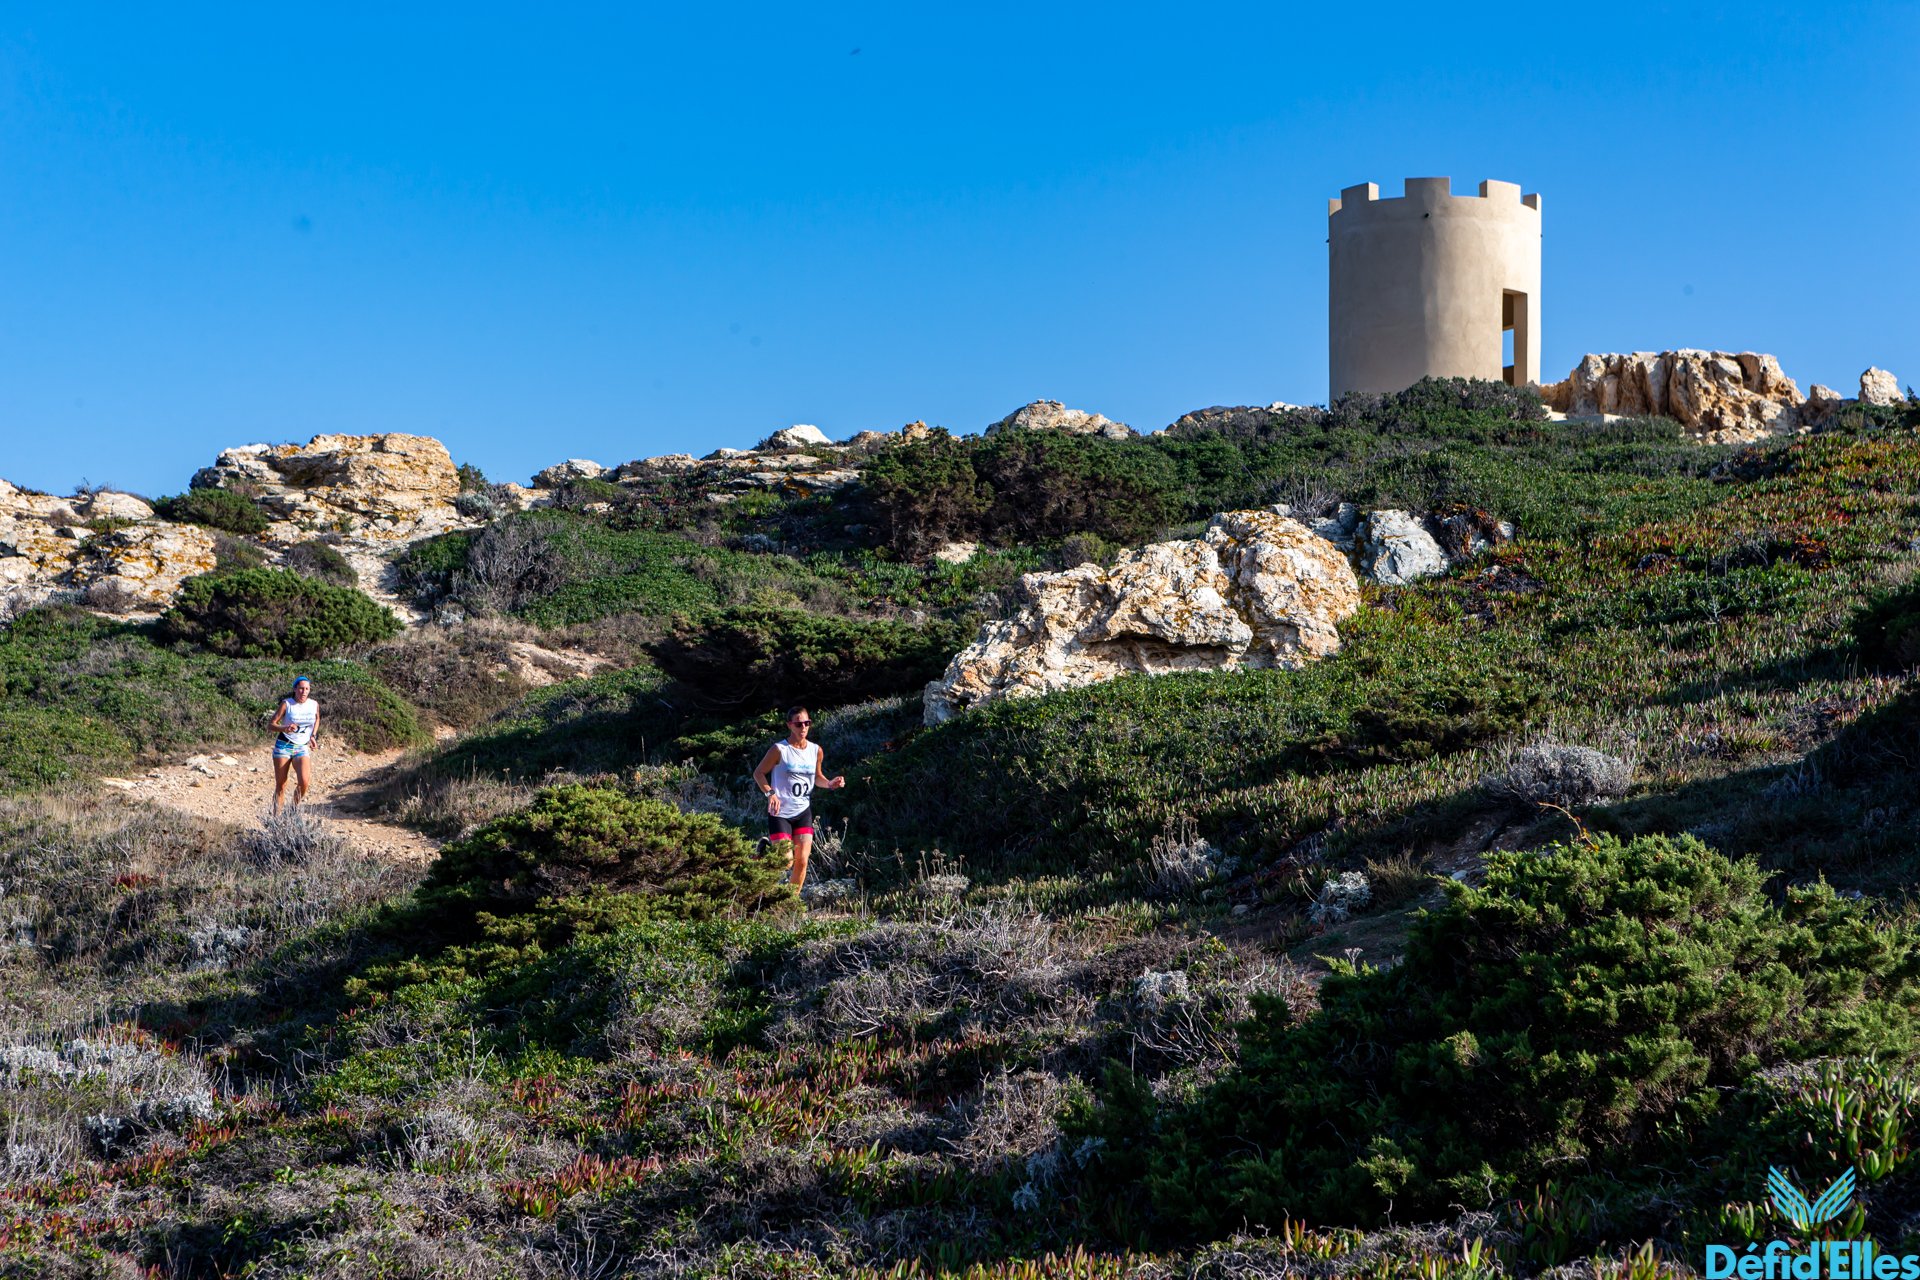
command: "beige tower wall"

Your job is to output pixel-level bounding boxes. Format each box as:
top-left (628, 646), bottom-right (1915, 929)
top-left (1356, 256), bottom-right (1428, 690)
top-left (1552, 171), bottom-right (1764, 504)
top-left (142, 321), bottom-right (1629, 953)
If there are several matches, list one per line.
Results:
top-left (1328, 177), bottom-right (1542, 399)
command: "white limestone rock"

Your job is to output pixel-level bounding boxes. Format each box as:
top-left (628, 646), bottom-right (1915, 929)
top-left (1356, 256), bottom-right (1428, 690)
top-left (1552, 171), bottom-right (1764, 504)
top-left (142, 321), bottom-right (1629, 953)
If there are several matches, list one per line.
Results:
top-left (1358, 510), bottom-right (1447, 586)
top-left (532, 459), bottom-right (607, 488)
top-left (1861, 367), bottom-right (1906, 407)
top-left (923, 510), bottom-right (1359, 724)
top-left (759, 424), bottom-right (835, 450)
top-left (987, 400), bottom-right (1136, 441)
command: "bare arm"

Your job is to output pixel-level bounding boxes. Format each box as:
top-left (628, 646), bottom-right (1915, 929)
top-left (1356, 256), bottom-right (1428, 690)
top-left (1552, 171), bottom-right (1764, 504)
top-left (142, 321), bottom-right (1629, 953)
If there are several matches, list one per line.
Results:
top-left (269, 700), bottom-right (292, 732)
top-left (816, 744), bottom-right (844, 789)
top-left (752, 745), bottom-right (782, 792)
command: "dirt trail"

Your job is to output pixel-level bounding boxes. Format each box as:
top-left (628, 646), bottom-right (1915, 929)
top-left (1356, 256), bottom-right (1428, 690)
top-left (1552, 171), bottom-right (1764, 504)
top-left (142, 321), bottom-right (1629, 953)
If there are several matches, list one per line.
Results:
top-left (100, 743), bottom-right (445, 864)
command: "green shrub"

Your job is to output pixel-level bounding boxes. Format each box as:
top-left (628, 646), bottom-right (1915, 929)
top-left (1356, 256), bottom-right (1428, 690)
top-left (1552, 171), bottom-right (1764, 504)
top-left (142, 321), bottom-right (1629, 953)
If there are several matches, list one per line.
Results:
top-left (844, 613), bottom-right (1551, 867)
top-left (1851, 578), bottom-right (1920, 672)
top-left (1065, 833), bottom-right (1920, 1236)
top-left (280, 538), bottom-right (358, 586)
top-left (862, 429), bottom-right (1178, 553)
top-left (647, 607), bottom-right (968, 710)
top-left (456, 462), bottom-right (488, 491)
top-left (353, 782), bottom-right (795, 991)
top-left (153, 487), bottom-right (270, 535)
top-left (157, 569), bottom-right (401, 659)
top-left (393, 530), bottom-right (475, 604)
top-left (0, 605), bottom-right (424, 786)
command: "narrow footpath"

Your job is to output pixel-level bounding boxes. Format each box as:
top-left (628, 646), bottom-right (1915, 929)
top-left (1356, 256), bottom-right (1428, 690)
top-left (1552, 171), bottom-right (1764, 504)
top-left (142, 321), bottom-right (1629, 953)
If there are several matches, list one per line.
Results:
top-left (99, 743), bottom-right (444, 863)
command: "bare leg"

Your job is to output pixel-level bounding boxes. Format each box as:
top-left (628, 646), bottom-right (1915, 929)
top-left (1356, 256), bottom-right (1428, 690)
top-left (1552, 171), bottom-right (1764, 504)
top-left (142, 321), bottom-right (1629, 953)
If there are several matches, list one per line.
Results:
top-left (789, 832), bottom-right (813, 890)
top-left (272, 755), bottom-right (292, 813)
top-left (291, 754), bottom-right (314, 808)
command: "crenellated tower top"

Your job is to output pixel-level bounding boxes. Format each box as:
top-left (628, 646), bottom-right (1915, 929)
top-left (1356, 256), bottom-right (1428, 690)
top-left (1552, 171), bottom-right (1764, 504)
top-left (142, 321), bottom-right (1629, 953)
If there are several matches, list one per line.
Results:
top-left (1328, 177), bottom-right (1542, 398)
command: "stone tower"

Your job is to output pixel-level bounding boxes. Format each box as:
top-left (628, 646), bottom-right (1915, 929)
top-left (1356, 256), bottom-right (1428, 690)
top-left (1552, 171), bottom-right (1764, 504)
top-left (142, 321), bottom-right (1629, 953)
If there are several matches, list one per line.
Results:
top-left (1328, 177), bottom-right (1541, 399)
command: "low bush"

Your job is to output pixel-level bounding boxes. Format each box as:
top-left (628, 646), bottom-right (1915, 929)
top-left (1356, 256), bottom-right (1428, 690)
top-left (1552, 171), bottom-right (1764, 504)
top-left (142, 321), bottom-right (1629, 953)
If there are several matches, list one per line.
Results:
top-left (208, 531), bottom-right (267, 573)
top-left (1481, 743), bottom-right (1633, 811)
top-left (354, 782), bottom-right (795, 991)
top-left (648, 607), bottom-right (969, 711)
top-left (862, 430), bottom-right (1179, 554)
top-left (157, 569), bottom-right (400, 659)
top-left (1851, 578), bottom-right (1920, 672)
top-left (367, 629), bottom-right (530, 729)
top-left (152, 487), bottom-right (270, 535)
top-left (1064, 833), bottom-right (1920, 1236)
top-left (280, 538), bottom-right (357, 586)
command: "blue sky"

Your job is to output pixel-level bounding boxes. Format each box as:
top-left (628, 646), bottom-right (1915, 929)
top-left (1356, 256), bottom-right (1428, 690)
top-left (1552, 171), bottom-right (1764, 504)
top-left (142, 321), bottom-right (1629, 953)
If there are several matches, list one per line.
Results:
top-left (2, 3), bottom-right (1915, 496)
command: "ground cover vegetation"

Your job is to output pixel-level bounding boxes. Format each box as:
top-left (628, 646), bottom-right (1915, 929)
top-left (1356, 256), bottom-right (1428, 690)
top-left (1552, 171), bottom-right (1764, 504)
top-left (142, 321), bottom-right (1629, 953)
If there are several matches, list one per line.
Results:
top-left (3, 381), bottom-right (1919, 1275)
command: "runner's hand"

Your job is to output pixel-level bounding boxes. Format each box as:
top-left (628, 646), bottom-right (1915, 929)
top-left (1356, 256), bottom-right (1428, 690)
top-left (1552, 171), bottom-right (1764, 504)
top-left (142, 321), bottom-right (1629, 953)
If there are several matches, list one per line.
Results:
top-left (767, 791), bottom-right (779, 815)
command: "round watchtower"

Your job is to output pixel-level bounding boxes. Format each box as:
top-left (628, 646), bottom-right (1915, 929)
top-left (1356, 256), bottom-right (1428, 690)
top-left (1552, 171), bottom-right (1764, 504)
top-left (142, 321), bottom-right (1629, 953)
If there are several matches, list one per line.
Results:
top-left (1328, 177), bottom-right (1541, 399)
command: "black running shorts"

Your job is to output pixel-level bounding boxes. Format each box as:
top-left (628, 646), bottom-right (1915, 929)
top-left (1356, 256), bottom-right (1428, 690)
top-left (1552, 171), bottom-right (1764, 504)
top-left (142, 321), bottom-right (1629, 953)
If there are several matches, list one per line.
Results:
top-left (767, 807), bottom-right (815, 840)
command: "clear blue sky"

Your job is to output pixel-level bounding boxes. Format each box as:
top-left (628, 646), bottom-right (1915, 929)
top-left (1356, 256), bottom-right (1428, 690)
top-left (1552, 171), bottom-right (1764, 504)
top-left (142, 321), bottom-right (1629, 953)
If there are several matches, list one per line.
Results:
top-left (2, 3), bottom-right (1915, 497)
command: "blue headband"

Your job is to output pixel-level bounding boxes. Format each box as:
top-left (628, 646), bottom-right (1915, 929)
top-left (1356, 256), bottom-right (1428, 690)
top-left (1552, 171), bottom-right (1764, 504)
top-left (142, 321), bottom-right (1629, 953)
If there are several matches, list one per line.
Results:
top-left (292, 676), bottom-right (313, 690)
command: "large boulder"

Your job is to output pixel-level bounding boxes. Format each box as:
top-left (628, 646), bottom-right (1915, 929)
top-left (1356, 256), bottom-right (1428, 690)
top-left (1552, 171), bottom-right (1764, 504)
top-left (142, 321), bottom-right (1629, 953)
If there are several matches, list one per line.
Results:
top-left (1537, 350), bottom-right (1804, 443)
top-left (1861, 367), bottom-right (1906, 407)
top-left (986, 400), bottom-right (1136, 441)
top-left (923, 510), bottom-right (1359, 724)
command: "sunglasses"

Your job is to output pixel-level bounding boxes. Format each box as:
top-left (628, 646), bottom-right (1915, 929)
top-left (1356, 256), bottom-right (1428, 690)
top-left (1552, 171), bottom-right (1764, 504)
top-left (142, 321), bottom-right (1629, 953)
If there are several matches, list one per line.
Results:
top-left (789, 720), bottom-right (812, 727)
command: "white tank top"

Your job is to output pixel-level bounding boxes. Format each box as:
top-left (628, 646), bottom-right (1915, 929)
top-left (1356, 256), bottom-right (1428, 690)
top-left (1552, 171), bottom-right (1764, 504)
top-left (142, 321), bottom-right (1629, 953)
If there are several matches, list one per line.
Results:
top-left (279, 699), bottom-right (318, 746)
top-left (769, 740), bottom-right (818, 819)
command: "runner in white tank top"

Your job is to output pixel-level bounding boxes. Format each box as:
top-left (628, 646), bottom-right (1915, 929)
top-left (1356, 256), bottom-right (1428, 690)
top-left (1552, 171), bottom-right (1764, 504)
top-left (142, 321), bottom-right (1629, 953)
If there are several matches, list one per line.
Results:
top-left (269, 677), bottom-right (322, 814)
top-left (751, 705), bottom-right (845, 891)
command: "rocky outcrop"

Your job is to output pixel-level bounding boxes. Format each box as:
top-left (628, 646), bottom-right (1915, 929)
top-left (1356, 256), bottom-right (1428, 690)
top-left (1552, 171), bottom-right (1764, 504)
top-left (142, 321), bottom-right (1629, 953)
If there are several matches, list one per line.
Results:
top-left (1861, 367), bottom-right (1907, 407)
top-left (1539, 353), bottom-right (1907, 438)
top-left (758, 425), bottom-right (834, 450)
top-left (194, 434), bottom-right (464, 542)
top-left (608, 447), bottom-right (859, 498)
top-left (187, 433), bottom-right (474, 624)
top-left (1537, 350), bottom-right (1804, 443)
top-left (923, 510), bottom-right (1359, 724)
top-left (846, 421), bottom-right (934, 451)
top-left (986, 401), bottom-right (1136, 441)
top-left (532, 459), bottom-right (607, 487)
top-left (0, 481), bottom-right (216, 614)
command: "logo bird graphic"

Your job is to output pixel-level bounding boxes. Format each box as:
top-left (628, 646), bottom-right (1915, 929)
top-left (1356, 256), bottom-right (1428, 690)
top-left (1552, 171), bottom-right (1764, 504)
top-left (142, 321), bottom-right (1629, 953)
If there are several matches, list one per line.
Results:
top-left (1768, 1167), bottom-right (1855, 1229)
